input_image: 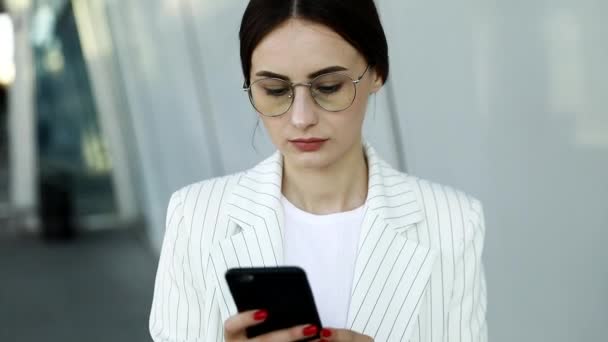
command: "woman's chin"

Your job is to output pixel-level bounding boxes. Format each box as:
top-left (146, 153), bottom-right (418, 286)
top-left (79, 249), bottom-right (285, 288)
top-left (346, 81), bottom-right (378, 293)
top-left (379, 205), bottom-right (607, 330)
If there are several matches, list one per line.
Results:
top-left (284, 150), bottom-right (334, 170)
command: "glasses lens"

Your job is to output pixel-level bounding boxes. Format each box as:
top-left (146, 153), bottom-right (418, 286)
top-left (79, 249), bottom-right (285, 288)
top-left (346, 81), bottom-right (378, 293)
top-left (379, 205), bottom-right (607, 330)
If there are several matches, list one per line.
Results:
top-left (249, 78), bottom-right (293, 116)
top-left (311, 73), bottom-right (356, 111)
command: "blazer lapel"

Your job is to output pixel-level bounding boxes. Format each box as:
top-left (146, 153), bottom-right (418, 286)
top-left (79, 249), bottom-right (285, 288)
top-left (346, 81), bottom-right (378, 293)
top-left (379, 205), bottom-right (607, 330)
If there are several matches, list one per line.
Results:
top-left (208, 143), bottom-right (438, 341)
top-left (208, 151), bottom-right (286, 321)
top-left (346, 143), bottom-right (438, 341)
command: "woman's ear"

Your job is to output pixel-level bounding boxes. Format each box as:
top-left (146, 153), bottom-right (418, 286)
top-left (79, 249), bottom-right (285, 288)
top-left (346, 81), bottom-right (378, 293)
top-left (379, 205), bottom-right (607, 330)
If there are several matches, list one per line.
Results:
top-left (369, 67), bottom-right (384, 94)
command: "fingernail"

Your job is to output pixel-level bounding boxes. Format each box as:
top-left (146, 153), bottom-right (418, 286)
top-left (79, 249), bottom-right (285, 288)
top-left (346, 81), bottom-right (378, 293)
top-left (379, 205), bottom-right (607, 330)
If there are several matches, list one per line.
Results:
top-left (253, 309), bottom-right (268, 321)
top-left (303, 325), bottom-right (318, 336)
top-left (321, 328), bottom-right (332, 338)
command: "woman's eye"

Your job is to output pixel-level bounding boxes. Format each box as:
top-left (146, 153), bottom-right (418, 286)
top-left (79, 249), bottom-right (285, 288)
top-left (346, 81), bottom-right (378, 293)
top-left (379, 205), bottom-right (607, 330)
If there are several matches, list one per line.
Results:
top-left (265, 87), bottom-right (290, 96)
top-left (315, 83), bottom-right (342, 94)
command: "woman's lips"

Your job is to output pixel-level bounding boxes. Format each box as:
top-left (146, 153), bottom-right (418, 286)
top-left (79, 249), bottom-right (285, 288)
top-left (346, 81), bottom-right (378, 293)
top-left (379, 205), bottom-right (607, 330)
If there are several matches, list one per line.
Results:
top-left (289, 138), bottom-right (328, 152)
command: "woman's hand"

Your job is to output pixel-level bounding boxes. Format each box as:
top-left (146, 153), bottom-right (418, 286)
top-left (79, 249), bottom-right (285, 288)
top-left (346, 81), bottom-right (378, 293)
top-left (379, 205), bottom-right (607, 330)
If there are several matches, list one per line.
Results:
top-left (315, 328), bottom-right (374, 342)
top-left (224, 309), bottom-right (320, 341)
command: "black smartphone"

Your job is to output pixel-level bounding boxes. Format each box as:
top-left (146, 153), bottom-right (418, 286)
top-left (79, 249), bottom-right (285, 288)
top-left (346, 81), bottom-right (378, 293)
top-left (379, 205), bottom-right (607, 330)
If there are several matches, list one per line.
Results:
top-left (225, 266), bottom-right (322, 341)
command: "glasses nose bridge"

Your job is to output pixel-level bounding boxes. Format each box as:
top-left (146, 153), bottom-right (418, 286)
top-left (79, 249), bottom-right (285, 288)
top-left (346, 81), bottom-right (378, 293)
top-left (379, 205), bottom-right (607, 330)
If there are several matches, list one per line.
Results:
top-left (289, 81), bottom-right (314, 100)
top-left (288, 81), bottom-right (318, 118)
top-left (291, 82), bottom-right (313, 94)
top-left (292, 81), bottom-right (312, 88)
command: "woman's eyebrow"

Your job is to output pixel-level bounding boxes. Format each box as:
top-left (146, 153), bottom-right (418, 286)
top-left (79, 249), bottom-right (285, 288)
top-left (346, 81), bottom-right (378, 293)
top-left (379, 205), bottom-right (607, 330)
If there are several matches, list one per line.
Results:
top-left (308, 65), bottom-right (348, 78)
top-left (254, 65), bottom-right (349, 81)
top-left (255, 70), bottom-right (290, 80)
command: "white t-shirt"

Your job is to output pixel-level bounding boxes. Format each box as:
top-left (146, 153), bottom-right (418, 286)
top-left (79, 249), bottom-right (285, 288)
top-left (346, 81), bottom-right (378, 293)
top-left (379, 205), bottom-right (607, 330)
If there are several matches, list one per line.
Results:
top-left (281, 195), bottom-right (365, 328)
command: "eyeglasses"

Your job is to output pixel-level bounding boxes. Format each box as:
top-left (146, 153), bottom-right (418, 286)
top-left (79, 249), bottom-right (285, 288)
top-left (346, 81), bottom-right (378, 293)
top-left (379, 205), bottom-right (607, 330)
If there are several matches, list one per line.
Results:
top-left (243, 65), bottom-right (371, 117)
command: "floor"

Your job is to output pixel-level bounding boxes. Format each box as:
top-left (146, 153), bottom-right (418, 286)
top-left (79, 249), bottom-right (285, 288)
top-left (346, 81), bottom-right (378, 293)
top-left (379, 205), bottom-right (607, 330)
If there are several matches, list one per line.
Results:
top-left (0, 229), bottom-right (159, 342)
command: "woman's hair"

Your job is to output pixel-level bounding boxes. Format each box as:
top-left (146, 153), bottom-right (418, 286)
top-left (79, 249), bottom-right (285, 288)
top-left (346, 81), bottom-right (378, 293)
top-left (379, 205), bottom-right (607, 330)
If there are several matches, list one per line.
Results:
top-left (239, 0), bottom-right (389, 86)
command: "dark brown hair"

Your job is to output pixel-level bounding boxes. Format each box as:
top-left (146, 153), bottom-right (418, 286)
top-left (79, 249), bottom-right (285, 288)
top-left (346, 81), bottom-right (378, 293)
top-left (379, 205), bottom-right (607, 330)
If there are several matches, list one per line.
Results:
top-left (239, 0), bottom-right (389, 86)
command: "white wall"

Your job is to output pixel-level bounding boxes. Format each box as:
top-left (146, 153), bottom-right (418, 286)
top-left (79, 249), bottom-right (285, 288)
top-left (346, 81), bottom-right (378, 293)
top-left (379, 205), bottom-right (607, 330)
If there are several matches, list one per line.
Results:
top-left (378, 0), bottom-right (608, 341)
top-left (96, 0), bottom-right (607, 340)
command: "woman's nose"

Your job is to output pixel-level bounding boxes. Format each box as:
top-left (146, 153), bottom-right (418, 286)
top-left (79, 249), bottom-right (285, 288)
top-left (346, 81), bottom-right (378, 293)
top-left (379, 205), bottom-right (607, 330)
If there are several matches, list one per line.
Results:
top-left (289, 86), bottom-right (319, 129)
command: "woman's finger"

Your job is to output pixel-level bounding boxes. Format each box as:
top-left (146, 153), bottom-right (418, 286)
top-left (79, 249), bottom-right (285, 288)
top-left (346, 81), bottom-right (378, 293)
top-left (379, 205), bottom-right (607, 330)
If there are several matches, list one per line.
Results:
top-left (250, 323), bottom-right (319, 342)
top-left (320, 327), bottom-right (335, 340)
top-left (224, 309), bottom-right (268, 339)
top-left (320, 328), bottom-right (373, 341)
top-left (320, 327), bottom-right (352, 341)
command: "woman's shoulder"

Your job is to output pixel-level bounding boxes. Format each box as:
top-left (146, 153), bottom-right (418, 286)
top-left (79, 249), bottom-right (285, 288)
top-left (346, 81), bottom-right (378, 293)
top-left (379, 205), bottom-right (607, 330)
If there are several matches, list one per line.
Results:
top-left (168, 172), bottom-right (244, 210)
top-left (169, 151), bottom-right (282, 207)
top-left (368, 145), bottom-right (483, 231)
top-left (406, 174), bottom-right (485, 242)
top-left (161, 172), bottom-right (246, 252)
top-left (408, 175), bottom-right (482, 213)
top-left (373, 156), bottom-right (483, 228)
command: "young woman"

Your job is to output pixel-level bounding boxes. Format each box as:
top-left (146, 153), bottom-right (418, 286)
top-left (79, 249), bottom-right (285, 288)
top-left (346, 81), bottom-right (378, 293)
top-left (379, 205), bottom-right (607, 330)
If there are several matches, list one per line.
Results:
top-left (149, 1), bottom-right (487, 341)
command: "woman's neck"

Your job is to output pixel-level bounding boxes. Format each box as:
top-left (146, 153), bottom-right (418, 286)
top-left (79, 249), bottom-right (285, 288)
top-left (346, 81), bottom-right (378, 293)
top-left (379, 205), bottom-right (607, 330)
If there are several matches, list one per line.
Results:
top-left (281, 143), bottom-right (368, 215)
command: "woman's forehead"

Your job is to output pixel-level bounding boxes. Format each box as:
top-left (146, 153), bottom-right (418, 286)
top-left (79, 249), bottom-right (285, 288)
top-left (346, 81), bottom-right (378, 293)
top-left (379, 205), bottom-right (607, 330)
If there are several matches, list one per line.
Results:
top-left (251, 19), bottom-right (361, 77)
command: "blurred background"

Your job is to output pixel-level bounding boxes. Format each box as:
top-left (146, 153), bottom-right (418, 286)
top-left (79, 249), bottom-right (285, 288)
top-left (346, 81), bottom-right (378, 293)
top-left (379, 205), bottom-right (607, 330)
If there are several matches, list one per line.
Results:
top-left (0, 0), bottom-right (606, 341)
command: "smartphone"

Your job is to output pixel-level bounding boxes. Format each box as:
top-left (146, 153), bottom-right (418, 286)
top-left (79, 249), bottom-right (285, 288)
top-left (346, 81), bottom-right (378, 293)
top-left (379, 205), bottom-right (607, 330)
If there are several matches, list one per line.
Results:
top-left (225, 266), bottom-right (322, 341)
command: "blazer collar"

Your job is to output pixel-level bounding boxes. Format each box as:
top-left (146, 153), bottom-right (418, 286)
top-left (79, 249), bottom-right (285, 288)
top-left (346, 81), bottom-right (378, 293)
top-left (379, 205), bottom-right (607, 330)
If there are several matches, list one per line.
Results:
top-left (210, 141), bottom-right (436, 340)
top-left (225, 141), bottom-right (425, 240)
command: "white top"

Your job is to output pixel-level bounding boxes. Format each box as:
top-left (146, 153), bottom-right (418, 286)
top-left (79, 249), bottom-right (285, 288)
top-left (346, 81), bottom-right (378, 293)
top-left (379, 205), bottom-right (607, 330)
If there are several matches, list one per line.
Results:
top-left (281, 195), bottom-right (365, 328)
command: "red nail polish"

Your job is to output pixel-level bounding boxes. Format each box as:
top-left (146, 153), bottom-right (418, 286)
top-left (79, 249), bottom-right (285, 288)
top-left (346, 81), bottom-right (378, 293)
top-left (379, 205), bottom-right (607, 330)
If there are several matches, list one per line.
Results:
top-left (303, 325), bottom-right (318, 336)
top-left (321, 328), bottom-right (332, 338)
top-left (253, 309), bottom-right (268, 321)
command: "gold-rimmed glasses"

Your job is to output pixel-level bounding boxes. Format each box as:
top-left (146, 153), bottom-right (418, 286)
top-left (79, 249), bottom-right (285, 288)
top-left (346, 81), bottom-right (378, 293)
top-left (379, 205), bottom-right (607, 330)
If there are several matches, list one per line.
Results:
top-left (243, 65), bottom-right (371, 117)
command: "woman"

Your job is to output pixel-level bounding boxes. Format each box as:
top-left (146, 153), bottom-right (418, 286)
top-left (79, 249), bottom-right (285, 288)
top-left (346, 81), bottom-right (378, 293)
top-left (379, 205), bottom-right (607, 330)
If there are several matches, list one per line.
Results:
top-left (149, 0), bottom-right (487, 341)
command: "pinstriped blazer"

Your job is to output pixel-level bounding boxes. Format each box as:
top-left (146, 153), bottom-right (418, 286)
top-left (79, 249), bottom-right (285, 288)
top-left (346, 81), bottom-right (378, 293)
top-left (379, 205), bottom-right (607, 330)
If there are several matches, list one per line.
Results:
top-left (149, 142), bottom-right (488, 342)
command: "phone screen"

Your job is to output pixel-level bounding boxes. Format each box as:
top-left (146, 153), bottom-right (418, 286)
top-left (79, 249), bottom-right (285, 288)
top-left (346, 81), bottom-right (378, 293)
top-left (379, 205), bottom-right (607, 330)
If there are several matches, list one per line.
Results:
top-left (225, 266), bottom-right (322, 341)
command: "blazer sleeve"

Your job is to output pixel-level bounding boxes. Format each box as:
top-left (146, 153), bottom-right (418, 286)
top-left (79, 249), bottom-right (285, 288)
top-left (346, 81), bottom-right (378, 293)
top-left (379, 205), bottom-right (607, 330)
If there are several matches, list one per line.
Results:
top-left (446, 197), bottom-right (488, 341)
top-left (149, 189), bottom-right (207, 341)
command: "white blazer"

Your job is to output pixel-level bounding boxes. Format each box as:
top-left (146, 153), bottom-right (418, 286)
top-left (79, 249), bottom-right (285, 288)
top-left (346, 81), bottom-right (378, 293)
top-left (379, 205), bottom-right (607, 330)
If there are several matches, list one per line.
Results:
top-left (149, 142), bottom-right (488, 342)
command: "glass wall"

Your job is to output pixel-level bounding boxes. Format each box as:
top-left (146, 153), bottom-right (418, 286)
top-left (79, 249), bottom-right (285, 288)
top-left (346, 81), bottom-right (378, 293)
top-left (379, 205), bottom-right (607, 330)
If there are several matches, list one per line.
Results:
top-left (0, 86), bottom-right (7, 205)
top-left (33, 2), bottom-right (115, 223)
top-left (0, 7), bottom-right (13, 210)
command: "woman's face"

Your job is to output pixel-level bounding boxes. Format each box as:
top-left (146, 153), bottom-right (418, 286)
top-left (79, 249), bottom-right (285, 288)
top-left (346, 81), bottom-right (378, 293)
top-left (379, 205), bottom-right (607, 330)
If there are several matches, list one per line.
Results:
top-left (250, 19), bottom-right (383, 171)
